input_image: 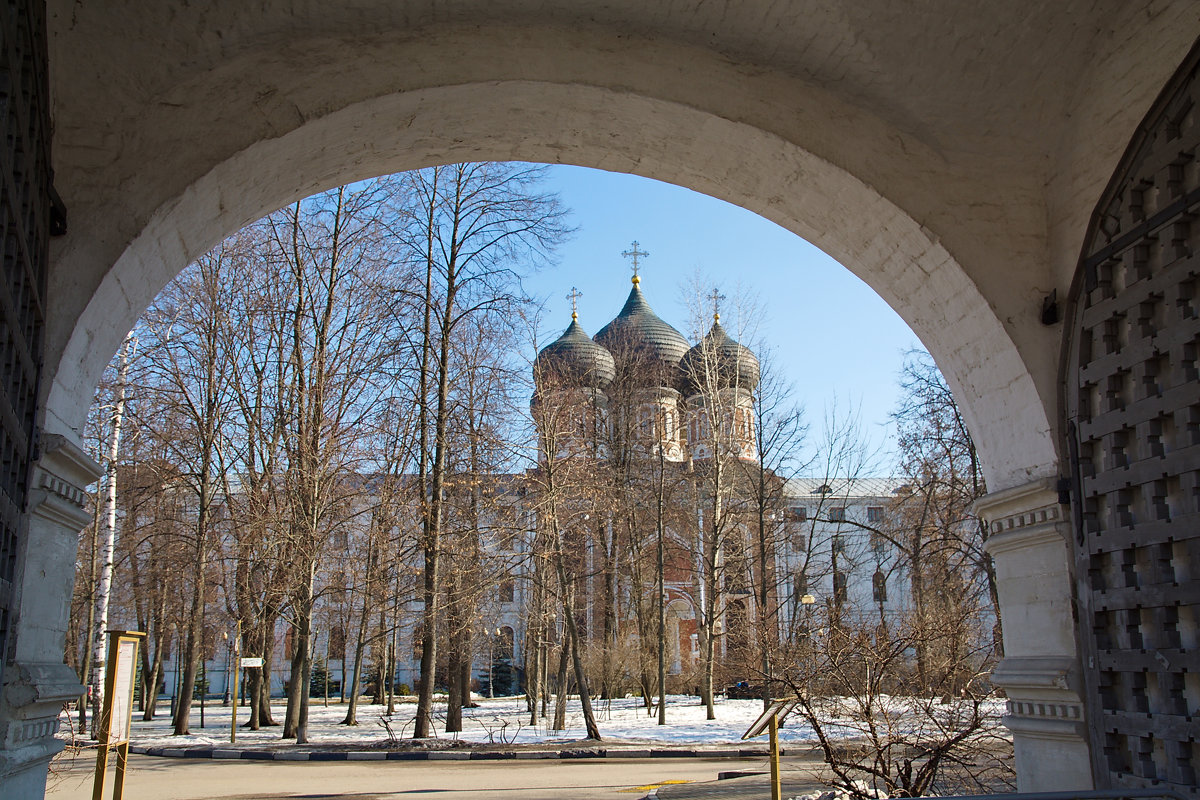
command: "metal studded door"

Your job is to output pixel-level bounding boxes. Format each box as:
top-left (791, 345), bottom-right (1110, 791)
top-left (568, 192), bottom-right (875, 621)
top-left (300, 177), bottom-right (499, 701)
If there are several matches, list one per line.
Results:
top-left (0, 0), bottom-right (52, 686)
top-left (1065, 40), bottom-right (1200, 794)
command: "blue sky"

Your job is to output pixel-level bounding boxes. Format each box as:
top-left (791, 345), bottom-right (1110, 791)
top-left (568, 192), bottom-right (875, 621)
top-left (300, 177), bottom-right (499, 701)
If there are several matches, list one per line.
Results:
top-left (528, 165), bottom-right (921, 469)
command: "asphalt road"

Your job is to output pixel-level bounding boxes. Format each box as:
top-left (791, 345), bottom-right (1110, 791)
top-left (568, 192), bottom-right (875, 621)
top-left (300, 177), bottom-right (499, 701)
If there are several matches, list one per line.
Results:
top-left (47, 753), bottom-right (819, 800)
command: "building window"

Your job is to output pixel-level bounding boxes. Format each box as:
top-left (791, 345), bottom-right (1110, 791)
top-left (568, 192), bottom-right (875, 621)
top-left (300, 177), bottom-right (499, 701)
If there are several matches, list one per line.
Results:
top-left (499, 576), bottom-right (515, 603)
top-left (495, 626), bottom-right (515, 661)
top-left (867, 506), bottom-right (884, 523)
top-left (832, 534), bottom-right (846, 555)
top-left (873, 570), bottom-right (888, 603)
top-left (412, 622), bottom-right (424, 662)
top-left (639, 407), bottom-right (654, 437)
top-left (870, 533), bottom-right (888, 556)
top-left (828, 506), bottom-right (846, 522)
top-left (833, 571), bottom-right (847, 603)
top-left (816, 484), bottom-right (832, 495)
top-left (792, 572), bottom-right (808, 604)
top-left (790, 506), bottom-right (807, 522)
top-left (329, 626), bottom-right (347, 661)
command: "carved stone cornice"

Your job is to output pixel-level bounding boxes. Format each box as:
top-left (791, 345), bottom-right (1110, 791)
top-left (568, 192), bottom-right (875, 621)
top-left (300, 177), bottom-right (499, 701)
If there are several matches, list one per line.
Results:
top-left (3, 662), bottom-right (84, 716)
top-left (991, 655), bottom-right (1081, 694)
top-left (992, 655), bottom-right (1088, 742)
top-left (27, 433), bottom-right (101, 530)
top-left (974, 479), bottom-right (1068, 557)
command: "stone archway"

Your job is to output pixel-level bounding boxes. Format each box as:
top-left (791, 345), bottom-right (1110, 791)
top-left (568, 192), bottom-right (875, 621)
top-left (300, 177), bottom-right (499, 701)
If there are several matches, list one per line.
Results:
top-left (46, 80), bottom-right (1056, 491)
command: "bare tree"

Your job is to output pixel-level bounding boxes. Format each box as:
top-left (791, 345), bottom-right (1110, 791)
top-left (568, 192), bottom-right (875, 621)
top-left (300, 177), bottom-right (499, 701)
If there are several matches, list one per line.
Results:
top-left (139, 245), bottom-right (239, 736)
top-left (734, 344), bottom-right (807, 708)
top-left (398, 163), bottom-right (568, 738)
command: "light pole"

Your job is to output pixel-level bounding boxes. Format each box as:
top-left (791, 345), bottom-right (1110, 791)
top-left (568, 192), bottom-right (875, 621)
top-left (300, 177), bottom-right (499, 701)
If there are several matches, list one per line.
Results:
top-left (229, 619), bottom-right (240, 744)
top-left (222, 630), bottom-right (231, 706)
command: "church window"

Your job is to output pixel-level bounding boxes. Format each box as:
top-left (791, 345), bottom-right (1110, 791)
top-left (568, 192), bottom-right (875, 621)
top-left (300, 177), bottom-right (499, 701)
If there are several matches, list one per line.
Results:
top-left (828, 506), bottom-right (846, 522)
top-left (790, 506), bottom-right (807, 522)
top-left (499, 575), bottom-right (515, 603)
top-left (832, 534), bottom-right (846, 555)
top-left (495, 626), bottom-right (515, 661)
top-left (867, 506), bottom-right (884, 523)
top-left (639, 407), bottom-right (654, 437)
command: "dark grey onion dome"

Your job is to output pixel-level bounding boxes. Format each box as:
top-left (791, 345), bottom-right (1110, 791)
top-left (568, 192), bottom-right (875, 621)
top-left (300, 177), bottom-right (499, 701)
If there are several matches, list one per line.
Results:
top-left (534, 318), bottom-right (616, 390)
top-left (594, 281), bottom-right (690, 376)
top-left (681, 319), bottom-right (760, 395)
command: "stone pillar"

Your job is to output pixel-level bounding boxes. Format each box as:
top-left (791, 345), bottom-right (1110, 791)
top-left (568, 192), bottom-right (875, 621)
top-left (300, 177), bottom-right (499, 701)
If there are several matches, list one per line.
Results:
top-left (0, 434), bottom-right (101, 799)
top-left (975, 479), bottom-right (1094, 791)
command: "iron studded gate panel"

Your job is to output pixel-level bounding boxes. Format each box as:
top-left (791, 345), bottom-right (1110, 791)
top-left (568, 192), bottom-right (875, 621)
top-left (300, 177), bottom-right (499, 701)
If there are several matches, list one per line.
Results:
top-left (0, 0), bottom-right (51, 686)
top-left (1066, 41), bottom-right (1200, 794)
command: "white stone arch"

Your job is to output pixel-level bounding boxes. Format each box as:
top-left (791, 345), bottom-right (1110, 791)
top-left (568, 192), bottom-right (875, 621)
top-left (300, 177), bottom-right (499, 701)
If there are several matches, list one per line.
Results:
top-left (46, 80), bottom-right (1054, 491)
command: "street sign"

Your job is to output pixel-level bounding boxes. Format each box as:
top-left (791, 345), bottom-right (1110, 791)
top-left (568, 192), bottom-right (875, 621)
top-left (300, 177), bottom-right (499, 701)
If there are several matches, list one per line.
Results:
top-left (742, 698), bottom-right (797, 740)
top-left (741, 698), bottom-right (797, 800)
top-left (240, 657), bottom-right (264, 668)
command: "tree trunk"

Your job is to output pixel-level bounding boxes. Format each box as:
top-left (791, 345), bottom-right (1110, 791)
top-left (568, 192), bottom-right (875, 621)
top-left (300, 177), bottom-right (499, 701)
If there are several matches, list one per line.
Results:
top-left (552, 635), bottom-right (569, 731)
top-left (91, 331), bottom-right (134, 735)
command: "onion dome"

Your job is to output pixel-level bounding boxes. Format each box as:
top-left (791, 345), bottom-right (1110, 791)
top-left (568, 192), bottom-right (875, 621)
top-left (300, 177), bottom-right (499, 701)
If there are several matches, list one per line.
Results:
top-left (534, 317), bottom-right (616, 390)
top-left (681, 318), bottom-right (760, 395)
top-left (594, 278), bottom-right (690, 376)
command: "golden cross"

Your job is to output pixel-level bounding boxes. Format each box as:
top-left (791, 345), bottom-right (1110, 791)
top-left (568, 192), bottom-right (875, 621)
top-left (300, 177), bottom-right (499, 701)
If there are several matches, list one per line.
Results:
top-left (709, 288), bottom-right (726, 323)
top-left (622, 241), bottom-right (649, 283)
top-left (567, 287), bottom-right (582, 320)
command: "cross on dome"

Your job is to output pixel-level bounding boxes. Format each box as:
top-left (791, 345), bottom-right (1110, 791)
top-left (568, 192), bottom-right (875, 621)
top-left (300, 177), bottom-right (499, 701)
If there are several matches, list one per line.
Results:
top-left (622, 240), bottom-right (649, 284)
top-left (567, 287), bottom-right (582, 320)
top-left (709, 288), bottom-right (726, 323)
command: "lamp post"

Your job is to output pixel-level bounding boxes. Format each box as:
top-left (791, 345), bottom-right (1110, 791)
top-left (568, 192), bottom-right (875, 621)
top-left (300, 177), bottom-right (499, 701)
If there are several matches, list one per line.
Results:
top-left (487, 628), bottom-right (497, 699)
top-left (222, 630), bottom-right (231, 706)
top-left (229, 619), bottom-right (240, 744)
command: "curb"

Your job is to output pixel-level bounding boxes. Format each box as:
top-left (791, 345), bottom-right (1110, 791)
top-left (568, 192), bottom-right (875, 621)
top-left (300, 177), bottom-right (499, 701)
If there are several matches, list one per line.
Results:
top-left (129, 744), bottom-right (786, 762)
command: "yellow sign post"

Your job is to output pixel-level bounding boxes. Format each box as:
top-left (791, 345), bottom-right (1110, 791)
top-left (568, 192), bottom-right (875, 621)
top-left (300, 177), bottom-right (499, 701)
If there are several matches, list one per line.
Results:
top-left (741, 698), bottom-right (797, 800)
top-left (92, 630), bottom-right (145, 800)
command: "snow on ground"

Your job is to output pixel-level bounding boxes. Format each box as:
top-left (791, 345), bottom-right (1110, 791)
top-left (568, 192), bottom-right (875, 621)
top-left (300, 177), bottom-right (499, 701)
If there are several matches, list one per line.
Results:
top-left (68, 694), bottom-right (1006, 751)
top-left (110, 695), bottom-right (825, 750)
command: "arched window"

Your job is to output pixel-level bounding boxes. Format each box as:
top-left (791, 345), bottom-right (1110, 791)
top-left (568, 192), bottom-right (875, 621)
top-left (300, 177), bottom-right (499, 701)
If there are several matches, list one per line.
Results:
top-left (496, 626), bottom-right (515, 661)
top-left (499, 575), bottom-right (515, 603)
top-left (833, 571), bottom-right (847, 603)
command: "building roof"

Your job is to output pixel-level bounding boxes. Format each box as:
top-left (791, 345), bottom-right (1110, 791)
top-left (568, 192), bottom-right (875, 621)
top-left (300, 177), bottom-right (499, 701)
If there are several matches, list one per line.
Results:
top-left (593, 281), bottom-right (690, 378)
top-left (534, 317), bottom-right (616, 390)
top-left (680, 319), bottom-right (760, 396)
top-left (784, 477), bottom-right (904, 500)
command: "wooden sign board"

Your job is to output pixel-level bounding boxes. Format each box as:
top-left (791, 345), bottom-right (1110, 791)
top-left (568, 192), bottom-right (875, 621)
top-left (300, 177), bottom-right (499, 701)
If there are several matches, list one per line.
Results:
top-left (742, 698), bottom-right (797, 740)
top-left (108, 636), bottom-right (138, 744)
top-left (93, 630), bottom-right (146, 800)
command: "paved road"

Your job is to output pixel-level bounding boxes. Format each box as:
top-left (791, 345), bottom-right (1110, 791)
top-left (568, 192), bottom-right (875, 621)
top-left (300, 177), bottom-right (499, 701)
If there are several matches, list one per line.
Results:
top-left (48, 753), bottom-right (812, 800)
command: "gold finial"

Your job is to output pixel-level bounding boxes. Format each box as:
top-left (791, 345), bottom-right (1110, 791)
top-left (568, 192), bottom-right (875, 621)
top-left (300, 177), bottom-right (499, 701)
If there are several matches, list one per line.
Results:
top-left (709, 288), bottom-right (726, 324)
top-left (567, 287), bottom-right (582, 321)
top-left (622, 240), bottom-right (649, 285)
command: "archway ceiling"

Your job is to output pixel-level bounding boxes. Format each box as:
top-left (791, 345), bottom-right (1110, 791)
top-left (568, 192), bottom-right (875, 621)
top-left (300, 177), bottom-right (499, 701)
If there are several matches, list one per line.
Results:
top-left (42, 1), bottom-right (1200, 489)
